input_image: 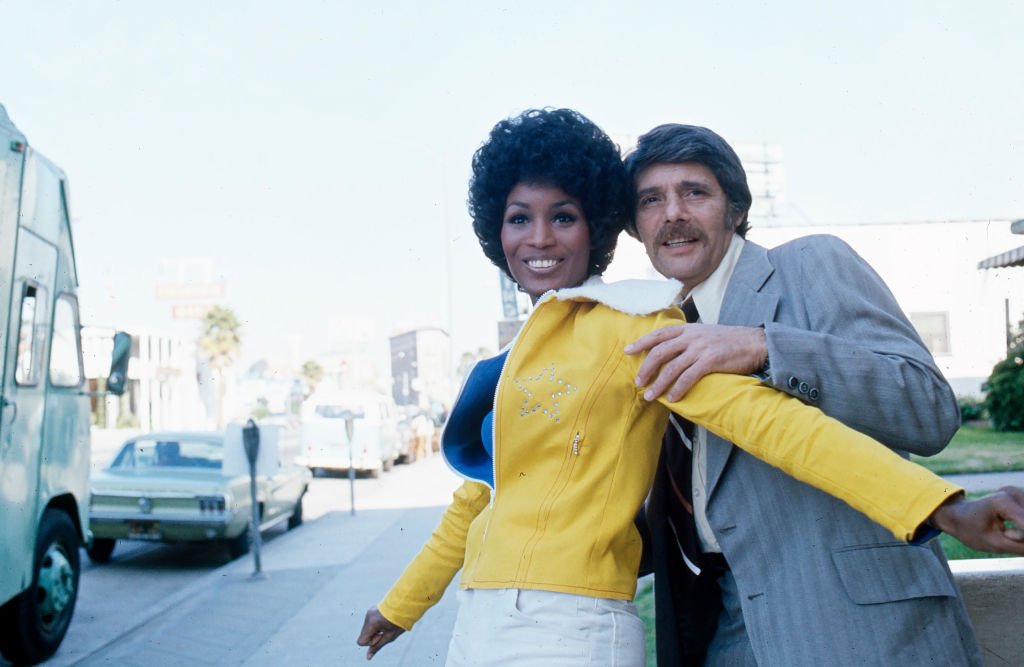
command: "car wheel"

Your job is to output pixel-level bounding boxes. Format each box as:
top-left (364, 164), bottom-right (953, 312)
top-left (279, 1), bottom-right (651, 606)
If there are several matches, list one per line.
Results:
top-left (0, 509), bottom-right (80, 665)
top-left (287, 494), bottom-right (304, 530)
top-left (226, 526), bottom-right (251, 560)
top-left (382, 458), bottom-right (394, 472)
top-left (86, 538), bottom-right (116, 564)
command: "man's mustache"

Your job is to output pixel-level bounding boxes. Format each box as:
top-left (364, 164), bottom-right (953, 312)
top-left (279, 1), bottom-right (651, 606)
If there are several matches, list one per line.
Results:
top-left (653, 221), bottom-right (705, 246)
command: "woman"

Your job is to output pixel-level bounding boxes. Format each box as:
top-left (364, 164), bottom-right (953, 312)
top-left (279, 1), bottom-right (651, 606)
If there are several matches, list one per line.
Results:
top-left (357, 109), bottom-right (1022, 666)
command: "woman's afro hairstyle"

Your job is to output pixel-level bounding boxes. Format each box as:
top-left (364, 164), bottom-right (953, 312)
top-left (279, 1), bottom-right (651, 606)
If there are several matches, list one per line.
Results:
top-left (468, 108), bottom-right (630, 281)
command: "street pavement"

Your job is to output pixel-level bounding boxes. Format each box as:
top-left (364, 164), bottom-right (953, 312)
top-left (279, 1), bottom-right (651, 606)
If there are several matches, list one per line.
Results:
top-left (46, 459), bottom-right (1024, 666)
top-left (52, 455), bottom-right (462, 667)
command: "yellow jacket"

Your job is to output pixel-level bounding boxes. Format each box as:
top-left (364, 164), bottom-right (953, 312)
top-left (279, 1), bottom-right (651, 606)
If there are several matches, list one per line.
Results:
top-left (378, 278), bottom-right (960, 630)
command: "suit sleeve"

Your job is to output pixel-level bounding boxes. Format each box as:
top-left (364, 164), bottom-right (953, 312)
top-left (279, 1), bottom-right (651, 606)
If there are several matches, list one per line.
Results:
top-left (761, 236), bottom-right (959, 455)
top-left (632, 309), bottom-right (962, 542)
top-left (377, 480), bottom-right (491, 630)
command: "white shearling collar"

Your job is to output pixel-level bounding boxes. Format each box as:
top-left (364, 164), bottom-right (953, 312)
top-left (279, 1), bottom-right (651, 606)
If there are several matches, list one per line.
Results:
top-left (543, 275), bottom-right (684, 316)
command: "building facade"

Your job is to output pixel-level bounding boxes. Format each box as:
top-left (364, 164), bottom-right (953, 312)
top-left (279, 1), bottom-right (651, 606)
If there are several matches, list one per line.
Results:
top-left (389, 327), bottom-right (452, 416)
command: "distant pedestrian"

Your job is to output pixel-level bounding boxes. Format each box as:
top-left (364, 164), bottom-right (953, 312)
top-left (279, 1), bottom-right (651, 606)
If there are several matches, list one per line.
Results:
top-left (410, 413), bottom-right (432, 461)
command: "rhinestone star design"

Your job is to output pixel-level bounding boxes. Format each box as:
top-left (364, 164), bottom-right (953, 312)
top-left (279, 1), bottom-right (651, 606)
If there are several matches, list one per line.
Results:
top-left (511, 362), bottom-right (580, 423)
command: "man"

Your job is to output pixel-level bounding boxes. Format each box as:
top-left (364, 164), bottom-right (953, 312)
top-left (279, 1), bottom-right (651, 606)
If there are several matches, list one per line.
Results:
top-left (624, 124), bottom-right (988, 666)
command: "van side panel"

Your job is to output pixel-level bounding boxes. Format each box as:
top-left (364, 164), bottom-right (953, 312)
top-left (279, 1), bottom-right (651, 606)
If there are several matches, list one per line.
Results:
top-left (0, 124), bottom-right (19, 329)
top-left (2, 229), bottom-right (58, 598)
top-left (0, 103), bottom-right (91, 663)
top-left (40, 176), bottom-right (90, 542)
top-left (0, 107), bottom-right (27, 604)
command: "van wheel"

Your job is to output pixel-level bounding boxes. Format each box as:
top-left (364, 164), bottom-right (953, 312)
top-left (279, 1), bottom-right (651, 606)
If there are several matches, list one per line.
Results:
top-left (226, 527), bottom-right (251, 560)
top-left (87, 538), bottom-right (117, 563)
top-left (0, 509), bottom-right (80, 665)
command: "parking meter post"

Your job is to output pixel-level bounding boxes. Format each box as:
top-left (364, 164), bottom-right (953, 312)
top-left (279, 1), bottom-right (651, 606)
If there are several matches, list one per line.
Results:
top-left (345, 414), bottom-right (355, 516)
top-left (242, 419), bottom-right (263, 577)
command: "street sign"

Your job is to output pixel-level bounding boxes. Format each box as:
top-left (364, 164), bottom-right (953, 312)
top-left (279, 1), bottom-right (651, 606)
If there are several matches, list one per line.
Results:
top-left (171, 303), bottom-right (214, 320)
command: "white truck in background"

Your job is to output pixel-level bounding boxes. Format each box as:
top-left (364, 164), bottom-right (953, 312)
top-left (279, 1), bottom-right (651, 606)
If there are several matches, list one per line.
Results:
top-left (0, 103), bottom-right (128, 665)
top-left (300, 389), bottom-right (401, 478)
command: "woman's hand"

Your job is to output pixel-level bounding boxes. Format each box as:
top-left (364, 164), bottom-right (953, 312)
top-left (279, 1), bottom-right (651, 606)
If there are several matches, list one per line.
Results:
top-left (356, 607), bottom-right (405, 660)
top-left (930, 487), bottom-right (1024, 553)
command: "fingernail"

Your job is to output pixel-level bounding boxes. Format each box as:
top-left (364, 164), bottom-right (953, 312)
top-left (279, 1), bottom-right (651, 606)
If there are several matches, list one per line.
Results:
top-left (643, 390), bottom-right (653, 401)
top-left (624, 344), bottom-right (635, 353)
top-left (635, 376), bottom-right (643, 387)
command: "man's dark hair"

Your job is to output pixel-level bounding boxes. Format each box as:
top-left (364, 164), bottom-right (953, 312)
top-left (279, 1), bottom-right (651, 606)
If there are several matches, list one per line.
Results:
top-left (468, 108), bottom-right (630, 280)
top-left (623, 124), bottom-right (752, 238)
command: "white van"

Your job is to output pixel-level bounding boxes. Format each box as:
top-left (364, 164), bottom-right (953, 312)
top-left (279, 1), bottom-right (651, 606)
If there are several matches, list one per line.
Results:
top-left (300, 389), bottom-right (401, 478)
top-left (0, 104), bottom-right (127, 664)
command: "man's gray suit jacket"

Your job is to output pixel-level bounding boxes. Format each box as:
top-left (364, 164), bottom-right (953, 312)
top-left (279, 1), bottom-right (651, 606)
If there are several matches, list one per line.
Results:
top-left (658, 234), bottom-right (982, 666)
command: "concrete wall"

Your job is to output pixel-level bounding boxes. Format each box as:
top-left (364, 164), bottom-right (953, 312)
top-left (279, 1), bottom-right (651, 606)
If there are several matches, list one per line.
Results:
top-left (951, 557), bottom-right (1024, 666)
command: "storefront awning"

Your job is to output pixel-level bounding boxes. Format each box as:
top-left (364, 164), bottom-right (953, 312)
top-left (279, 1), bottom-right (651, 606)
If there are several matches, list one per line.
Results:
top-left (979, 245), bottom-right (1024, 269)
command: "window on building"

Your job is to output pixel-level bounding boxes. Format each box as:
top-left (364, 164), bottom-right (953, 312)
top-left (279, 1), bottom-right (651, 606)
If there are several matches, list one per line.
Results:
top-left (50, 294), bottom-right (84, 387)
top-left (910, 312), bottom-right (951, 356)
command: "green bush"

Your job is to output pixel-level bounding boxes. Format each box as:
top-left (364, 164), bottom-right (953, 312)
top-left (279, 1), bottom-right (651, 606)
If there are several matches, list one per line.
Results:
top-left (984, 319), bottom-right (1024, 431)
top-left (957, 395), bottom-right (987, 422)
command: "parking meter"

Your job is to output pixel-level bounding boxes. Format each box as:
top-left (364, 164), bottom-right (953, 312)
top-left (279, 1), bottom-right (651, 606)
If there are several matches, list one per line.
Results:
top-left (345, 414), bottom-right (356, 516)
top-left (241, 419), bottom-right (263, 576)
top-left (243, 419), bottom-right (260, 466)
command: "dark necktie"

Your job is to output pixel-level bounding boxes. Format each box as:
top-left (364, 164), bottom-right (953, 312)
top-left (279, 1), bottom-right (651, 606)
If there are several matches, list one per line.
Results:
top-left (681, 295), bottom-right (699, 325)
top-left (664, 415), bottom-right (698, 567)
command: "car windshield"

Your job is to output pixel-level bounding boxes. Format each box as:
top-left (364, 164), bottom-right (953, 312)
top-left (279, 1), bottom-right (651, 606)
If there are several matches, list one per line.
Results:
top-left (314, 405), bottom-right (365, 419)
top-left (111, 437), bottom-right (223, 470)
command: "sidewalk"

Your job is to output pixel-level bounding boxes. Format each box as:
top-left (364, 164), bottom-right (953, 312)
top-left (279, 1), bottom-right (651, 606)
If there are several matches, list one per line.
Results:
top-left (943, 470), bottom-right (1024, 493)
top-left (71, 503), bottom-right (456, 666)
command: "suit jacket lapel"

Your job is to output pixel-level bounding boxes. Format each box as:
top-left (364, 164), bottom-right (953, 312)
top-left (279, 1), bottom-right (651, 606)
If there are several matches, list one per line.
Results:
top-left (705, 241), bottom-right (779, 497)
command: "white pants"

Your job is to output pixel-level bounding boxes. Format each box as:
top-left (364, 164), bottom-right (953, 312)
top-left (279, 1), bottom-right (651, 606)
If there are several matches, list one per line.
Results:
top-left (446, 588), bottom-right (645, 667)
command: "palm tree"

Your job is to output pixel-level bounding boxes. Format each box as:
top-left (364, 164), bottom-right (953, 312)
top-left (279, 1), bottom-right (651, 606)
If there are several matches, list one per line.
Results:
top-left (300, 360), bottom-right (324, 398)
top-left (198, 305), bottom-right (242, 428)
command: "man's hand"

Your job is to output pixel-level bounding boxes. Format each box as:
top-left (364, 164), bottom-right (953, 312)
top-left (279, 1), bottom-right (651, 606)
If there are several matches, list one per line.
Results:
top-left (930, 487), bottom-right (1024, 553)
top-left (357, 607), bottom-right (405, 660)
top-left (625, 324), bottom-right (768, 402)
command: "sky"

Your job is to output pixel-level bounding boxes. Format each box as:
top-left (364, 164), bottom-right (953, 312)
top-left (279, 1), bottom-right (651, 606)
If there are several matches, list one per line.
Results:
top-left (2, 0), bottom-right (1022, 374)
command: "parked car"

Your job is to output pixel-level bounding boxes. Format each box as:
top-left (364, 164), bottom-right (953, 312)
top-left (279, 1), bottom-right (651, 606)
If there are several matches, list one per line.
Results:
top-left (87, 431), bottom-right (311, 562)
top-left (300, 389), bottom-right (401, 477)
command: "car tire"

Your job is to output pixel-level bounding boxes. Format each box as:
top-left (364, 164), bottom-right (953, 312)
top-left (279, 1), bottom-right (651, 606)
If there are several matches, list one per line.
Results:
top-left (382, 458), bottom-right (394, 472)
top-left (287, 495), bottom-right (304, 530)
top-left (86, 538), bottom-right (116, 564)
top-left (0, 509), bottom-right (80, 665)
top-left (226, 526), bottom-right (251, 560)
